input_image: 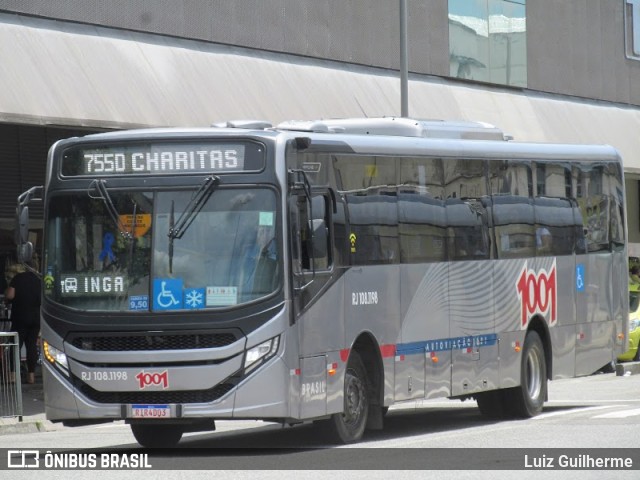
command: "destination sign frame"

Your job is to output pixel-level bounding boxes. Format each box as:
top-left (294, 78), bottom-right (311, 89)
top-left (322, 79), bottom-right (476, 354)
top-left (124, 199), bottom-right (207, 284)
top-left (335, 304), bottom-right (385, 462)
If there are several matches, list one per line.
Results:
top-left (59, 273), bottom-right (128, 298)
top-left (61, 141), bottom-right (266, 177)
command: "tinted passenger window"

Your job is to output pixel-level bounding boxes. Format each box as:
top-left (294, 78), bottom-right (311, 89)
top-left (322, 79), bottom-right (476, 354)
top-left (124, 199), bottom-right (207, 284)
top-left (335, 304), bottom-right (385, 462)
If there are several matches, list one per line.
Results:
top-left (398, 157), bottom-right (446, 263)
top-left (346, 194), bottom-right (398, 265)
top-left (534, 197), bottom-right (575, 256)
top-left (605, 164), bottom-right (625, 248)
top-left (533, 162), bottom-right (575, 256)
top-left (575, 164), bottom-right (609, 252)
top-left (334, 155), bottom-right (399, 265)
top-left (490, 160), bottom-right (534, 258)
top-left (444, 158), bottom-right (490, 260)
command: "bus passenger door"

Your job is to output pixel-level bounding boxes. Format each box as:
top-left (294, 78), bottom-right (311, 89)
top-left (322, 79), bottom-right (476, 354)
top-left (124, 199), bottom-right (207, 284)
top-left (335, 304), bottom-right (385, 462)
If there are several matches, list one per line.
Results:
top-left (289, 190), bottom-right (334, 314)
top-left (289, 187), bottom-right (343, 357)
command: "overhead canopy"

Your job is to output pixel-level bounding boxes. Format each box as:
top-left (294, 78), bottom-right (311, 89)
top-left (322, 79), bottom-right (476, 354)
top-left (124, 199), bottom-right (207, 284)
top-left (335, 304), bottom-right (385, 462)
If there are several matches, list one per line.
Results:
top-left (2, 12), bottom-right (640, 173)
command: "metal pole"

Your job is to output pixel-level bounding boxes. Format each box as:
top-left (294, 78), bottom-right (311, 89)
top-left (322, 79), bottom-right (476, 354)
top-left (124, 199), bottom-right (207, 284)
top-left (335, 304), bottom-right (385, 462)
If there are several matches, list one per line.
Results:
top-left (399, 0), bottom-right (409, 117)
top-left (13, 333), bottom-right (23, 420)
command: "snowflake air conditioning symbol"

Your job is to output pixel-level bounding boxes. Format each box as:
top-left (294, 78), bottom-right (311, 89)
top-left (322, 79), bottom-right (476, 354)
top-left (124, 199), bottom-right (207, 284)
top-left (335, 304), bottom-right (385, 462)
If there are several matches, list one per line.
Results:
top-left (185, 288), bottom-right (205, 309)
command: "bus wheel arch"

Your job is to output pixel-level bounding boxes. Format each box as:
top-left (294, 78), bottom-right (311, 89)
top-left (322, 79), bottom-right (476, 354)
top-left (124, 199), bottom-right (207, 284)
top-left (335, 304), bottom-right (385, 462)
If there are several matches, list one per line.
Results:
top-left (527, 315), bottom-right (553, 382)
top-left (318, 332), bottom-right (384, 443)
top-left (508, 319), bottom-right (550, 417)
top-left (351, 332), bottom-right (385, 429)
top-left (318, 349), bottom-right (369, 443)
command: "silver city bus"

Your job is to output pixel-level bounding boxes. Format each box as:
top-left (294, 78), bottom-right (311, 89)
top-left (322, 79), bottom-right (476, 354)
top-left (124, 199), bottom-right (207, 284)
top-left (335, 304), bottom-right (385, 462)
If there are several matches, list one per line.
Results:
top-left (15, 117), bottom-right (628, 447)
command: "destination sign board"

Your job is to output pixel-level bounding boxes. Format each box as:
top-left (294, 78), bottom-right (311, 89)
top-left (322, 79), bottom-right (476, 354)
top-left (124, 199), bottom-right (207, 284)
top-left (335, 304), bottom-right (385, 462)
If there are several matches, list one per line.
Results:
top-left (59, 273), bottom-right (128, 297)
top-left (61, 141), bottom-right (265, 176)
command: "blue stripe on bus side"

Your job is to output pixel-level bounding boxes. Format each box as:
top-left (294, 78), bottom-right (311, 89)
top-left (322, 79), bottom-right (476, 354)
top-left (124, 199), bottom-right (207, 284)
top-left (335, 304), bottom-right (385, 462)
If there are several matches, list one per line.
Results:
top-left (396, 333), bottom-right (498, 356)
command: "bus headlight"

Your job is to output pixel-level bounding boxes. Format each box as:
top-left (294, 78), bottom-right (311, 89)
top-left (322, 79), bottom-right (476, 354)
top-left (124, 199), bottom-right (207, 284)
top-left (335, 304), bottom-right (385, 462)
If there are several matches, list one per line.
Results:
top-left (244, 336), bottom-right (280, 373)
top-left (630, 319), bottom-right (640, 332)
top-left (43, 340), bottom-right (69, 375)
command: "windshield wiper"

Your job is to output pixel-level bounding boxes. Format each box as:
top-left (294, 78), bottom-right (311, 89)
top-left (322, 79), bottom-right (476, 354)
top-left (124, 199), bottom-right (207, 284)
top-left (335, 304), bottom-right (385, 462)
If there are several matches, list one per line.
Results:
top-left (168, 175), bottom-right (220, 239)
top-left (88, 179), bottom-right (132, 240)
top-left (127, 201), bottom-right (138, 272)
top-left (169, 199), bottom-right (175, 273)
top-left (167, 175), bottom-right (219, 274)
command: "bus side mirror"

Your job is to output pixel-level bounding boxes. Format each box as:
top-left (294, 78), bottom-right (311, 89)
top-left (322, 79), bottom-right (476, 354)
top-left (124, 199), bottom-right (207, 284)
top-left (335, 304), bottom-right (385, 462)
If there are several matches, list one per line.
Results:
top-left (15, 186), bottom-right (43, 265)
top-left (15, 205), bottom-right (33, 263)
top-left (17, 205), bottom-right (30, 244)
top-left (17, 241), bottom-right (34, 264)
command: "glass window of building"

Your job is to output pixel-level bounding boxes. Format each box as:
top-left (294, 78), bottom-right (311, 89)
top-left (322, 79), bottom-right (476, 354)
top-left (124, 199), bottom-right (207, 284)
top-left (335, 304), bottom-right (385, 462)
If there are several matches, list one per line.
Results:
top-left (449, 0), bottom-right (527, 87)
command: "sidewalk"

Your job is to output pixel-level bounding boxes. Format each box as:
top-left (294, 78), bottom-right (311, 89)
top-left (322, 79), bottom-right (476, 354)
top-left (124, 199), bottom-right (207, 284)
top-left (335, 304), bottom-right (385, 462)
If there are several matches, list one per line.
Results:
top-left (0, 368), bottom-right (57, 435)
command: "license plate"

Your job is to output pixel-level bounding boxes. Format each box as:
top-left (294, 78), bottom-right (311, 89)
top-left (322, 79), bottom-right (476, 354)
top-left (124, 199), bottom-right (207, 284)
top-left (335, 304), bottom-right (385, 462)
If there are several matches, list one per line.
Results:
top-left (129, 404), bottom-right (172, 418)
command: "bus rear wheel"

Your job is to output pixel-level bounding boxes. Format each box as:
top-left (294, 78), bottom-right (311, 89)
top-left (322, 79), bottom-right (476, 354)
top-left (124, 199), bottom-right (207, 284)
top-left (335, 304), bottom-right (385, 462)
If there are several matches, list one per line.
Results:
top-left (320, 351), bottom-right (369, 444)
top-left (507, 331), bottom-right (547, 418)
top-left (130, 424), bottom-right (184, 448)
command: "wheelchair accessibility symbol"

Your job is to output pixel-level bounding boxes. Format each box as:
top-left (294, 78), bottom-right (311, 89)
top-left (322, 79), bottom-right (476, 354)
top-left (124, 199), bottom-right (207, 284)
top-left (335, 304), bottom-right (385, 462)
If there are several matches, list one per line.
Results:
top-left (153, 278), bottom-right (183, 310)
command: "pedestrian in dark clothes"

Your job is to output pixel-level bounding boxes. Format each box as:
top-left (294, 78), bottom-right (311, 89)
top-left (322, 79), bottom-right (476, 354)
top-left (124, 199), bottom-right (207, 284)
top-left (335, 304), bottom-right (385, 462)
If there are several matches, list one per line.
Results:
top-left (4, 262), bottom-right (41, 384)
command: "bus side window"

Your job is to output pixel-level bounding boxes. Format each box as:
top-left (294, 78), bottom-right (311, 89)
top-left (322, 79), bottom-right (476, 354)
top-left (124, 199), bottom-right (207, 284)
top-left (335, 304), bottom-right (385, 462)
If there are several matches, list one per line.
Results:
top-left (534, 197), bottom-right (575, 257)
top-left (606, 164), bottom-right (625, 250)
top-left (346, 193), bottom-right (399, 265)
top-left (572, 199), bottom-right (587, 254)
top-left (575, 164), bottom-right (610, 253)
top-left (445, 158), bottom-right (490, 261)
top-left (490, 160), bottom-right (535, 259)
top-left (446, 198), bottom-right (490, 261)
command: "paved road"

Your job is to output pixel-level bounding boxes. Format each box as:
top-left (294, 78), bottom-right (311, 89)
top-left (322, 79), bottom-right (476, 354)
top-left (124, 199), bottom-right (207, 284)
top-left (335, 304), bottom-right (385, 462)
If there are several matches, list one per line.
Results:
top-left (1, 368), bottom-right (639, 478)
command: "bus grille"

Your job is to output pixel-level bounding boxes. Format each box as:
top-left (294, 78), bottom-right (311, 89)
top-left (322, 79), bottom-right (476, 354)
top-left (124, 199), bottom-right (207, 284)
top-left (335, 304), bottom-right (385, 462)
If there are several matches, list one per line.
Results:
top-left (78, 383), bottom-right (235, 404)
top-left (69, 332), bottom-right (238, 351)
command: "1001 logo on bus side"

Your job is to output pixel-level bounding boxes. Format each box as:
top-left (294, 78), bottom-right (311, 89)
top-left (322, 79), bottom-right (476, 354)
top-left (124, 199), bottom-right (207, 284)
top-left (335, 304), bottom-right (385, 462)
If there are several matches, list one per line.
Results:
top-left (516, 260), bottom-right (557, 328)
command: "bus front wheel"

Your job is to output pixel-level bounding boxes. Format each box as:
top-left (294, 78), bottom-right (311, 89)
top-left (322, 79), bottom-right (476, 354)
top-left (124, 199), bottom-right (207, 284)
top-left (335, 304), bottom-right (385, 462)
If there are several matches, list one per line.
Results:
top-left (130, 424), bottom-right (184, 448)
top-left (507, 331), bottom-right (547, 418)
top-left (320, 351), bottom-right (369, 444)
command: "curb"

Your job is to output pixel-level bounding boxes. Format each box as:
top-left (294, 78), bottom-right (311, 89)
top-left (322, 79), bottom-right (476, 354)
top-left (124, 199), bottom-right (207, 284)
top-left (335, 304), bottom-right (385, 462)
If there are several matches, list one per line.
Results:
top-left (0, 416), bottom-right (56, 436)
top-left (616, 361), bottom-right (640, 376)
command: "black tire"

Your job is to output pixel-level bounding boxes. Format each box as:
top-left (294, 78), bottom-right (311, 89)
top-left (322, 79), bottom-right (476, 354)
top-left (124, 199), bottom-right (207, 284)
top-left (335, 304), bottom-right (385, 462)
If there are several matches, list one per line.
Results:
top-left (319, 351), bottom-right (369, 444)
top-left (130, 424), bottom-right (184, 448)
top-left (507, 331), bottom-right (547, 418)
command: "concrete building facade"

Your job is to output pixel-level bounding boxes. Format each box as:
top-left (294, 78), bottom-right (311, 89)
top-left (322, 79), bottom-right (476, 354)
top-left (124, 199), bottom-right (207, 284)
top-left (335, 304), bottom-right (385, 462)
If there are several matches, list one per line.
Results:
top-left (1, 0), bottom-right (640, 281)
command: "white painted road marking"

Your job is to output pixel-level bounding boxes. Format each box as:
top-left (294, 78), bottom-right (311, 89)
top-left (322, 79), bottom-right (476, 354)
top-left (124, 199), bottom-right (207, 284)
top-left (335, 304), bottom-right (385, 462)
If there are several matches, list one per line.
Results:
top-left (592, 408), bottom-right (640, 419)
top-left (531, 405), bottom-right (618, 420)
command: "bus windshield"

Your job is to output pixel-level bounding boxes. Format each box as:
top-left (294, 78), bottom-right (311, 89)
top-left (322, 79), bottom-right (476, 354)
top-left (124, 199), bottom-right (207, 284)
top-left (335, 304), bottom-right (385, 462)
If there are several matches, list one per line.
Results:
top-left (44, 187), bottom-right (279, 312)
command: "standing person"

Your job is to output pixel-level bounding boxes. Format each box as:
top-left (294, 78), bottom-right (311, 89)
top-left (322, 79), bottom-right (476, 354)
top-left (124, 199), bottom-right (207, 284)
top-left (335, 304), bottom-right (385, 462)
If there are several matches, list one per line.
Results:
top-left (4, 261), bottom-right (41, 384)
